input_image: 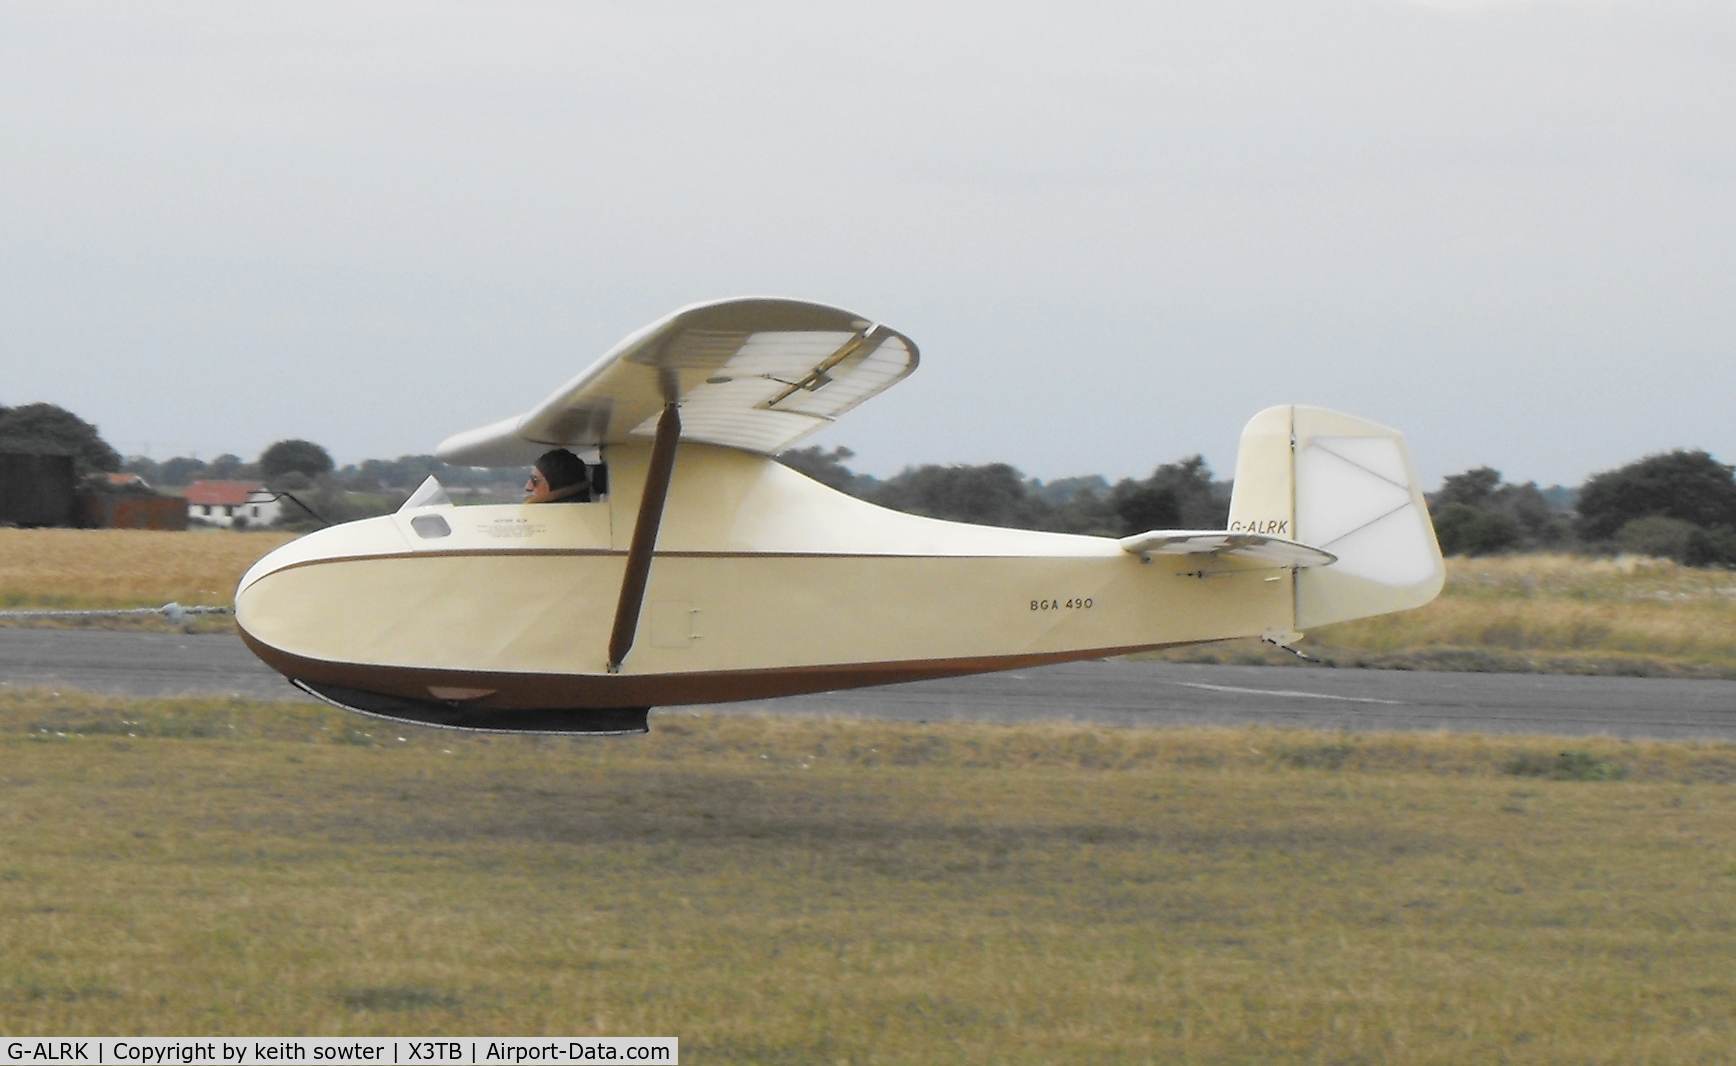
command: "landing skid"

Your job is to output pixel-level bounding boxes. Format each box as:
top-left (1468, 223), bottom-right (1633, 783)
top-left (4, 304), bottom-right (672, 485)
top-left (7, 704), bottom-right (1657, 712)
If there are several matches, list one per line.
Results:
top-left (291, 679), bottom-right (650, 735)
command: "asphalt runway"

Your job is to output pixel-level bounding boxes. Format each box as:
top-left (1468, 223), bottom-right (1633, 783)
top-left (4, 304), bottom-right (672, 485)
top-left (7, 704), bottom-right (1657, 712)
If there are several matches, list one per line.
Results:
top-left (2, 628), bottom-right (1733, 740)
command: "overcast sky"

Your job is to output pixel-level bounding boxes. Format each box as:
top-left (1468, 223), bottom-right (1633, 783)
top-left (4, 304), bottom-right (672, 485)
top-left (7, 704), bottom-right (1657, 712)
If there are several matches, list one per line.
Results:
top-left (3, 1), bottom-right (1731, 489)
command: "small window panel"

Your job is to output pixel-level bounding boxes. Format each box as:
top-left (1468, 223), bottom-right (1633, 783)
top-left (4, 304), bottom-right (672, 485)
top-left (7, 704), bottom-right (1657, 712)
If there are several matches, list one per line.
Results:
top-left (411, 514), bottom-right (452, 539)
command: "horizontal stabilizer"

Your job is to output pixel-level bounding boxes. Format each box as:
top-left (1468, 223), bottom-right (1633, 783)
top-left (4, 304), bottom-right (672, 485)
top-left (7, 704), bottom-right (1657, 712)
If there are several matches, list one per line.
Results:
top-left (1117, 530), bottom-right (1337, 568)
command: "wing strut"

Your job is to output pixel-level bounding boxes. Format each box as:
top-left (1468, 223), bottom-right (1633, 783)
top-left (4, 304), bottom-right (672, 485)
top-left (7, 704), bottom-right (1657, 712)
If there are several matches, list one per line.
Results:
top-left (607, 403), bottom-right (681, 673)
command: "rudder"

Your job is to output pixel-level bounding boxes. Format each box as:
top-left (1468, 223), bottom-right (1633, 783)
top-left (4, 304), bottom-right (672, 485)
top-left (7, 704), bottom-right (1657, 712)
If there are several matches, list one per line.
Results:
top-left (1228, 405), bottom-right (1444, 631)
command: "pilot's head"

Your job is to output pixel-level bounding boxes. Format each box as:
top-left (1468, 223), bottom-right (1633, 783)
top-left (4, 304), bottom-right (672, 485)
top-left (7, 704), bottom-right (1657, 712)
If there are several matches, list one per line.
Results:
top-left (526, 448), bottom-right (589, 503)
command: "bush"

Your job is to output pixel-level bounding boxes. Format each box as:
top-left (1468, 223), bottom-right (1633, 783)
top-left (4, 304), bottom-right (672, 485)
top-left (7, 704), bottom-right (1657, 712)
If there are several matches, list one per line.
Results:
top-left (1577, 450), bottom-right (1736, 541)
top-left (1685, 525), bottom-right (1736, 567)
top-left (1433, 503), bottom-right (1522, 555)
top-left (1429, 468), bottom-right (1569, 553)
top-left (1614, 516), bottom-right (1700, 562)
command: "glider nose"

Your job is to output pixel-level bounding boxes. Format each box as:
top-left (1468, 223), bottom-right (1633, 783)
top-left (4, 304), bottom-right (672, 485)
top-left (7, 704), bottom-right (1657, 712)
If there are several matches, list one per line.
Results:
top-left (234, 537), bottom-right (305, 651)
top-left (236, 540), bottom-right (292, 601)
top-left (234, 516), bottom-right (413, 640)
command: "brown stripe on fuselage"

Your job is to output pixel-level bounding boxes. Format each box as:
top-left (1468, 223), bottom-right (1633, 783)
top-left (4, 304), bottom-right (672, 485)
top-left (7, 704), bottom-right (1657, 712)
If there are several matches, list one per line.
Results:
top-left (238, 625), bottom-right (1198, 711)
top-left (254, 547), bottom-right (1085, 579)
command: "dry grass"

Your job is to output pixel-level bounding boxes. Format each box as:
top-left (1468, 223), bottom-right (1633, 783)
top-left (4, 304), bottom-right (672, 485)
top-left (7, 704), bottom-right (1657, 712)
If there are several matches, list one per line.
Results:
top-left (1157, 554), bottom-right (1736, 678)
top-left (2, 690), bottom-right (1733, 1061)
top-left (0, 528), bottom-right (294, 610)
top-left (0, 529), bottom-right (293, 630)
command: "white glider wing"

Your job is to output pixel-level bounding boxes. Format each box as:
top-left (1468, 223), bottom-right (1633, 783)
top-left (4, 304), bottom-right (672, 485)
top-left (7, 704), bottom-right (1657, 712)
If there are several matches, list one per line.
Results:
top-left (437, 297), bottom-right (919, 466)
top-left (1118, 530), bottom-right (1337, 568)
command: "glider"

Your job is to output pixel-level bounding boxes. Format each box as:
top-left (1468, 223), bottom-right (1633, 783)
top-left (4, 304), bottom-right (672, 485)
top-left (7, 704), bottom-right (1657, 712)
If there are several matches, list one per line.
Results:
top-left (236, 297), bottom-right (1443, 733)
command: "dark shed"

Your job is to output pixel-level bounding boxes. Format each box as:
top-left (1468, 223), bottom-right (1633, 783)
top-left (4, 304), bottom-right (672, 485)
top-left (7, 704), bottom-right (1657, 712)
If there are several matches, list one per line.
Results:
top-left (0, 452), bottom-right (77, 527)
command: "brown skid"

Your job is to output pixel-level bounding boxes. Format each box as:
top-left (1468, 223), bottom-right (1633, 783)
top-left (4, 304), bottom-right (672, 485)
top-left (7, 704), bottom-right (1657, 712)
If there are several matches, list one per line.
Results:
top-left (239, 627), bottom-right (1195, 710)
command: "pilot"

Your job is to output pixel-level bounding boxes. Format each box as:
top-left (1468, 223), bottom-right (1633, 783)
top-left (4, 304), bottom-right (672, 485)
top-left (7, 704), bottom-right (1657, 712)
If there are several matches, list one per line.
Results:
top-left (525, 448), bottom-right (591, 504)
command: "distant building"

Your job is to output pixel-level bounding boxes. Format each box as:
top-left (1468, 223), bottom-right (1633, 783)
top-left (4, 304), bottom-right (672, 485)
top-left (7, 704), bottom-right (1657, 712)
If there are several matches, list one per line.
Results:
top-left (3, 454), bottom-right (188, 529)
top-left (79, 469), bottom-right (187, 529)
top-left (183, 480), bottom-right (282, 528)
top-left (80, 491), bottom-right (188, 531)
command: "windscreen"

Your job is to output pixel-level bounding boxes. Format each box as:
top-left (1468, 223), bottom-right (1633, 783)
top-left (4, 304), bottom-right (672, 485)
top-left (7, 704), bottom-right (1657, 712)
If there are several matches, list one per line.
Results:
top-left (398, 475), bottom-right (452, 511)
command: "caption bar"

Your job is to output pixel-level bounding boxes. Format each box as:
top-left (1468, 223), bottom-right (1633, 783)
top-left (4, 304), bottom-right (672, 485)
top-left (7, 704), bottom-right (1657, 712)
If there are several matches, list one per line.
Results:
top-left (2, 1040), bottom-right (677, 1066)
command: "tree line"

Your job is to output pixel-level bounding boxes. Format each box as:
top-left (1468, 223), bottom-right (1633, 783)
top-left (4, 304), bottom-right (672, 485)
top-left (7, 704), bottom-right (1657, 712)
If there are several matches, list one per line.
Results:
top-left (118, 443), bottom-right (515, 493)
top-left (1432, 452), bottom-right (1736, 565)
top-left (122, 442), bottom-right (528, 527)
top-left (4, 401), bottom-right (1732, 564)
top-left (778, 446), bottom-right (1230, 537)
top-left (783, 446), bottom-right (1736, 566)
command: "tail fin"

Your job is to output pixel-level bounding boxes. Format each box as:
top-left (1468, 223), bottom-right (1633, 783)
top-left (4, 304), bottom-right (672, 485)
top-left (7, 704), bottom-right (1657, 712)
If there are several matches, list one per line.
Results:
top-left (1228, 406), bottom-right (1444, 630)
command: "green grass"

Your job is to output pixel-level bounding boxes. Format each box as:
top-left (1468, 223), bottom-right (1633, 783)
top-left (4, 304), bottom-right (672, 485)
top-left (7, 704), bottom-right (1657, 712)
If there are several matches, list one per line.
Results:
top-left (2, 690), bottom-right (1732, 1062)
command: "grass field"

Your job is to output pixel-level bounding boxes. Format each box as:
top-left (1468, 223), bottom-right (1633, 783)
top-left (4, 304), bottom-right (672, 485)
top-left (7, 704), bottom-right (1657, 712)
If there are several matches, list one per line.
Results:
top-left (0, 528), bottom-right (296, 632)
top-left (3, 530), bottom-right (1733, 675)
top-left (1156, 553), bottom-right (1736, 679)
top-left (1, 690), bottom-right (1733, 1061)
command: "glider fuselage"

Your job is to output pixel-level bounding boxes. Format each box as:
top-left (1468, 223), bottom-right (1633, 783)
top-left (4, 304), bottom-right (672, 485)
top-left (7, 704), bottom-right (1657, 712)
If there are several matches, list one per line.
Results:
top-left (236, 443), bottom-right (1292, 713)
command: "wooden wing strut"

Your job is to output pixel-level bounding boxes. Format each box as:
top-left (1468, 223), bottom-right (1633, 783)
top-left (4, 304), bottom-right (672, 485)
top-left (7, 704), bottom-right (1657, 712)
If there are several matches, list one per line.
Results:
top-left (607, 403), bottom-right (680, 672)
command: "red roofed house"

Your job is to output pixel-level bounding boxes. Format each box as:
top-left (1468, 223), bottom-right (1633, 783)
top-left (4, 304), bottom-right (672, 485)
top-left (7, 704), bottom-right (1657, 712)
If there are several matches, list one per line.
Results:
top-left (183, 480), bottom-right (282, 528)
